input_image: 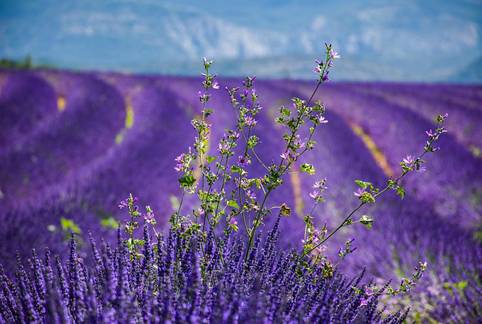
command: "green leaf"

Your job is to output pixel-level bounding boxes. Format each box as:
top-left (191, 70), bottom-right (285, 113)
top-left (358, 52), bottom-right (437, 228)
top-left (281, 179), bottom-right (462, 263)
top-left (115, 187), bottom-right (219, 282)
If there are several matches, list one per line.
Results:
top-left (300, 163), bottom-right (316, 175)
top-left (206, 155), bottom-right (218, 163)
top-left (60, 217), bottom-right (81, 233)
top-left (281, 107), bottom-right (291, 116)
top-left (359, 215), bottom-right (374, 229)
top-left (397, 187), bottom-right (405, 200)
top-left (100, 217), bottom-right (119, 229)
top-left (455, 281), bottom-right (468, 290)
top-left (355, 180), bottom-right (372, 189)
top-left (256, 178), bottom-right (262, 190)
top-left (227, 200), bottom-right (240, 209)
top-left (178, 175), bottom-right (196, 187)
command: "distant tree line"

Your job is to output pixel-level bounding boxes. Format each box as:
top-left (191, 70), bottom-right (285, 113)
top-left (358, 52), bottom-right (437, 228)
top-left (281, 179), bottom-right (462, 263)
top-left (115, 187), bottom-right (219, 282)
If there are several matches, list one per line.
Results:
top-left (0, 55), bottom-right (53, 70)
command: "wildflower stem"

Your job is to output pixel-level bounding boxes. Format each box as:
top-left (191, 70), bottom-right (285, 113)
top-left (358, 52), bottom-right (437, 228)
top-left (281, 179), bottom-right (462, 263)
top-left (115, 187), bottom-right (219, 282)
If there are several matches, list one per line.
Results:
top-left (245, 187), bottom-right (273, 261)
top-left (300, 202), bottom-right (364, 260)
top-left (176, 189), bottom-right (186, 226)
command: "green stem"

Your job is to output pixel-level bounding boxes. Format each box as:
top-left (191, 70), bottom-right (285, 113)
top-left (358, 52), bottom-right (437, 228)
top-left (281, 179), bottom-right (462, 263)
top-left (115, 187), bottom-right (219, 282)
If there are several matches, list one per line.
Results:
top-left (300, 202), bottom-right (364, 260)
top-left (244, 187), bottom-right (273, 261)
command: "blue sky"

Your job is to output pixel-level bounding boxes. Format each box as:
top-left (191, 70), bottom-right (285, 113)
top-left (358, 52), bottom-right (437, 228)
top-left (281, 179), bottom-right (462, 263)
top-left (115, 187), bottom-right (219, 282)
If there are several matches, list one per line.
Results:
top-left (1, 0), bottom-right (481, 82)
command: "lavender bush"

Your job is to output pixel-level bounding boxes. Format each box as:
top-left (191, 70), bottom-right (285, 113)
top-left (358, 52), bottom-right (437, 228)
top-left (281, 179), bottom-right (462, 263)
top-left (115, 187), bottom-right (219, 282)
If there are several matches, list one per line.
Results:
top-left (0, 42), bottom-right (465, 323)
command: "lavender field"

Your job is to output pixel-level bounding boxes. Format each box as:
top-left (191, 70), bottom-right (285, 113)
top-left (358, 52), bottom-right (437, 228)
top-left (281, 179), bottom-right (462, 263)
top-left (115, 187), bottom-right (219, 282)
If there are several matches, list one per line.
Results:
top-left (0, 68), bottom-right (481, 322)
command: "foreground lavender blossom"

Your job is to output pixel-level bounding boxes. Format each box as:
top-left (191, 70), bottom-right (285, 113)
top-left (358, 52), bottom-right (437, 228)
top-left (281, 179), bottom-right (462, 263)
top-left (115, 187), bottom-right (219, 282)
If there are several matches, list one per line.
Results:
top-left (1, 54), bottom-right (481, 322)
top-left (0, 220), bottom-right (410, 323)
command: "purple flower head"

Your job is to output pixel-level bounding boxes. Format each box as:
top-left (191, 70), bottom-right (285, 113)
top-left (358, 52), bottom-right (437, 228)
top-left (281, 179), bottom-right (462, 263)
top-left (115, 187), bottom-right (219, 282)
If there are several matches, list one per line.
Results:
top-left (118, 199), bottom-right (129, 209)
top-left (254, 102), bottom-right (262, 110)
top-left (280, 150), bottom-right (291, 160)
top-left (218, 142), bottom-right (229, 154)
top-left (417, 165), bottom-right (427, 173)
top-left (246, 190), bottom-right (256, 200)
top-left (238, 155), bottom-right (249, 167)
top-left (313, 179), bottom-right (328, 190)
top-left (198, 91), bottom-right (207, 100)
top-left (309, 190), bottom-right (319, 200)
top-left (318, 115), bottom-right (328, 124)
top-left (144, 211), bottom-right (155, 224)
top-left (426, 129), bottom-right (436, 138)
top-left (203, 57), bottom-right (213, 68)
top-left (244, 116), bottom-right (257, 126)
top-left (330, 49), bottom-right (340, 59)
top-left (313, 65), bottom-right (322, 74)
top-left (240, 177), bottom-right (250, 187)
top-left (403, 155), bottom-right (415, 164)
top-left (212, 80), bottom-right (219, 89)
top-left (354, 188), bottom-right (365, 197)
top-left (322, 71), bottom-right (330, 81)
top-left (229, 217), bottom-right (237, 226)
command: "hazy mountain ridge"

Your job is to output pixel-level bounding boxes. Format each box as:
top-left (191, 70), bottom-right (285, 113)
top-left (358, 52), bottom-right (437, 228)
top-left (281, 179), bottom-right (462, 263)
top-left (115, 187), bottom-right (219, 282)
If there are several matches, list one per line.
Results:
top-left (0, 0), bottom-right (481, 82)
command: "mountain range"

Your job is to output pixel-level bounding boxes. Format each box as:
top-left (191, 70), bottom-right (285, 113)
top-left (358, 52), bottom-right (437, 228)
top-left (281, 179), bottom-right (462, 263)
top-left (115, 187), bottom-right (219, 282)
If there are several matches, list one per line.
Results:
top-left (1, 0), bottom-right (481, 82)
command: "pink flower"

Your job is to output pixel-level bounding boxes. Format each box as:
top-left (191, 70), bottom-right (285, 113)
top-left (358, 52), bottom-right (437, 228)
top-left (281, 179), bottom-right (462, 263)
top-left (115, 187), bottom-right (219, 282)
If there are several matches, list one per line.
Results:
top-left (318, 115), bottom-right (328, 124)
top-left (244, 116), bottom-right (257, 126)
top-left (310, 191), bottom-right (319, 200)
top-left (403, 155), bottom-right (415, 165)
top-left (354, 188), bottom-right (365, 197)
top-left (330, 49), bottom-right (340, 59)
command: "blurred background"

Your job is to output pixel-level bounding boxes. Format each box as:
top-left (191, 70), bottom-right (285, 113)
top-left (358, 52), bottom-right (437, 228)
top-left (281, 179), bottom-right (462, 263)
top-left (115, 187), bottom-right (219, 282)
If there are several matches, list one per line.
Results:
top-left (1, 0), bottom-right (482, 83)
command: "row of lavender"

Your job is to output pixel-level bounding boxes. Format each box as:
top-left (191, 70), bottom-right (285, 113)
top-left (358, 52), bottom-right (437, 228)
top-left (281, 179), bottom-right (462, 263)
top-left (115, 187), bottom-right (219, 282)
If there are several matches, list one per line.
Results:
top-left (0, 69), bottom-right (481, 321)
